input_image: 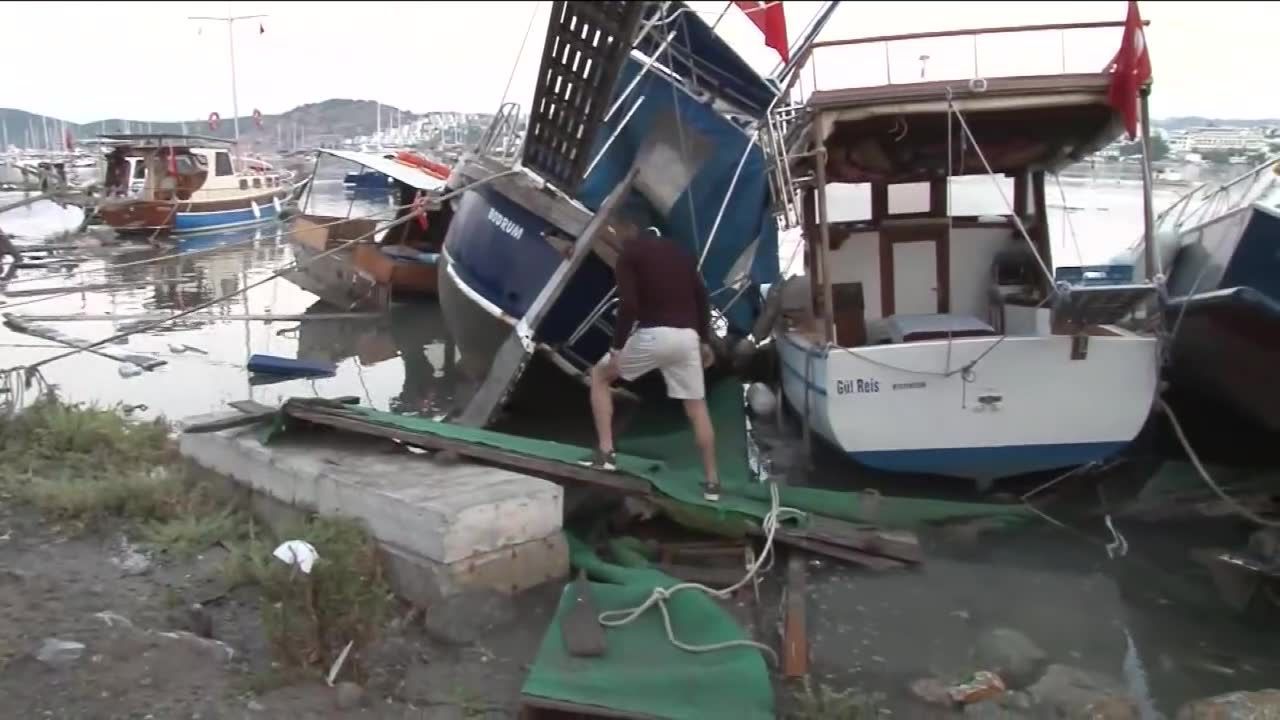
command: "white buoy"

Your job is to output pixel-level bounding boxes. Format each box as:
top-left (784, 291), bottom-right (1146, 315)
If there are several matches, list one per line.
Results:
top-left (746, 382), bottom-right (777, 418)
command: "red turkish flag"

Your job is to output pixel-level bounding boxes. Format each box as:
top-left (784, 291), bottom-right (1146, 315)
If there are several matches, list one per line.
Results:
top-left (1105, 0), bottom-right (1152, 140)
top-left (734, 1), bottom-right (789, 63)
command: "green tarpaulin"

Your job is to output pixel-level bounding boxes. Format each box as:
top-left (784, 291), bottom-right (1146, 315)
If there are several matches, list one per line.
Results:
top-left (520, 535), bottom-right (775, 720)
top-left (272, 381), bottom-right (1032, 531)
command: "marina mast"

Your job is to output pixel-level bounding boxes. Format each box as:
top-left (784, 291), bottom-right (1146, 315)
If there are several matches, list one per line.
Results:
top-left (188, 5), bottom-right (268, 145)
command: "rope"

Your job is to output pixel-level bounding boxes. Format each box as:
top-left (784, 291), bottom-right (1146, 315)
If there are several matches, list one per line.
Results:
top-left (497, 1), bottom-right (541, 110)
top-left (7, 170), bottom-right (515, 374)
top-left (1158, 396), bottom-right (1280, 528)
top-left (597, 482), bottom-right (804, 665)
top-left (828, 333), bottom-right (1008, 380)
top-left (944, 90), bottom-right (1055, 285)
top-left (1052, 173), bottom-right (1085, 268)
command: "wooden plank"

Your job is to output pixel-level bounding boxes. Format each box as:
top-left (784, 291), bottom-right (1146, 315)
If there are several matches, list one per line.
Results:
top-left (798, 516), bottom-right (923, 563)
top-left (561, 571), bottom-right (607, 658)
top-left (782, 552), bottom-right (808, 678)
top-left (9, 312), bottom-right (380, 323)
top-left (457, 168), bottom-right (638, 428)
top-left (284, 405), bottom-right (652, 497)
top-left (520, 695), bottom-right (663, 720)
top-left (2, 314), bottom-right (167, 370)
top-left (654, 562), bottom-right (745, 587)
top-left (1, 280), bottom-right (149, 298)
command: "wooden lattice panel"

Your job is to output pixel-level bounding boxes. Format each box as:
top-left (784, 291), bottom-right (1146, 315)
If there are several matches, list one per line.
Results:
top-left (522, 1), bottom-right (644, 194)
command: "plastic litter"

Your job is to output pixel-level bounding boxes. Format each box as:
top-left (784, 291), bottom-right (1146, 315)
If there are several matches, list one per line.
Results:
top-left (35, 638), bottom-right (85, 665)
top-left (273, 540), bottom-right (319, 574)
top-left (948, 671), bottom-right (1006, 704)
top-left (117, 362), bottom-right (144, 378)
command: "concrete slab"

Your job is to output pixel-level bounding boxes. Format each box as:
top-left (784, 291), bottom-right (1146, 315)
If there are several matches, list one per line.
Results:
top-left (179, 419), bottom-right (568, 601)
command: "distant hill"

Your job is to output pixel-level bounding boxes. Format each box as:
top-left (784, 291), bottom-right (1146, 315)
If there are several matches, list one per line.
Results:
top-left (1156, 116), bottom-right (1280, 130)
top-left (1, 99), bottom-right (420, 149)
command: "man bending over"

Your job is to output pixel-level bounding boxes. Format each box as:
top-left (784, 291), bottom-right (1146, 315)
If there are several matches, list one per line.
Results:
top-left (589, 227), bottom-right (720, 501)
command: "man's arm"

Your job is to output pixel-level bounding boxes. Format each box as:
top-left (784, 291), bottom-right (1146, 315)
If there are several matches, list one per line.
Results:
top-left (611, 248), bottom-right (638, 351)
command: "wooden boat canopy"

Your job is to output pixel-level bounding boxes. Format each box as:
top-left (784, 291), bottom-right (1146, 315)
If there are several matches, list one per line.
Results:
top-left (783, 19), bottom-right (1149, 185)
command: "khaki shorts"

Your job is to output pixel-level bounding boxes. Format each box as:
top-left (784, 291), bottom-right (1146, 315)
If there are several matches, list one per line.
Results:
top-left (600, 326), bottom-right (704, 400)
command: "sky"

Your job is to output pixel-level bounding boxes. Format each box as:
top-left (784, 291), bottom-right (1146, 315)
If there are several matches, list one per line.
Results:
top-left (3, 1), bottom-right (1276, 123)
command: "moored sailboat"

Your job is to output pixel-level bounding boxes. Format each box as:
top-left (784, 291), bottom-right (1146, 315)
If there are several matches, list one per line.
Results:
top-left (770, 6), bottom-right (1162, 483)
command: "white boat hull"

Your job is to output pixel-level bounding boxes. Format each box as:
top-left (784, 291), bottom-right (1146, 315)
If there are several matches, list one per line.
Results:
top-left (777, 331), bottom-right (1159, 480)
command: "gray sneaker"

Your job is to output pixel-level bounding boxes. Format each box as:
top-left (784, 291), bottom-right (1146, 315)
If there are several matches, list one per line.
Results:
top-left (584, 448), bottom-right (617, 472)
top-left (701, 479), bottom-right (721, 502)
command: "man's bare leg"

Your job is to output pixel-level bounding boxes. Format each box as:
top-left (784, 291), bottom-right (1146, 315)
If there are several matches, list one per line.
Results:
top-left (683, 398), bottom-right (719, 500)
top-left (589, 361), bottom-right (619, 468)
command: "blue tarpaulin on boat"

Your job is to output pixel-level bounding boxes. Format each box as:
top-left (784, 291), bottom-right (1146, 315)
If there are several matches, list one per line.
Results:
top-left (632, 1), bottom-right (778, 120)
top-left (576, 59), bottom-right (779, 337)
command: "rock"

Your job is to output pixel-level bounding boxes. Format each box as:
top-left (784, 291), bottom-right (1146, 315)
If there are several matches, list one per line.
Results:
top-left (1027, 665), bottom-right (1127, 719)
top-left (974, 627), bottom-right (1048, 688)
top-left (423, 589), bottom-right (515, 646)
top-left (335, 681), bottom-right (366, 710)
top-left (112, 539), bottom-right (151, 576)
top-left (909, 677), bottom-right (954, 706)
top-left (166, 604), bottom-right (214, 639)
top-left (1079, 696), bottom-right (1138, 719)
top-left (246, 700), bottom-right (265, 712)
top-left (35, 638), bottom-right (85, 666)
top-left (1176, 689), bottom-right (1280, 719)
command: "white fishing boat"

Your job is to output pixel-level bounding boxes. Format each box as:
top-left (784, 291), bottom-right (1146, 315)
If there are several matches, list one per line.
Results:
top-left (769, 10), bottom-right (1161, 483)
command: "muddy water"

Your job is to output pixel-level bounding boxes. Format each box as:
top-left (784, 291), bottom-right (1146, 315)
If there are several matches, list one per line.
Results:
top-left (2, 179), bottom-right (1276, 716)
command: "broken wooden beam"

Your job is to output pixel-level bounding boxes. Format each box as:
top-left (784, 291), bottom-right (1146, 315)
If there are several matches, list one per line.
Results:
top-left (2, 313), bottom-right (166, 370)
top-left (283, 404), bottom-right (652, 497)
top-left (782, 552), bottom-right (808, 678)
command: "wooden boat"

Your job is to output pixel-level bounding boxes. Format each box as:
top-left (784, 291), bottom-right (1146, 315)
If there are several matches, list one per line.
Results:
top-left (285, 149), bottom-right (452, 310)
top-left (91, 133), bottom-right (302, 235)
top-left (770, 12), bottom-right (1161, 484)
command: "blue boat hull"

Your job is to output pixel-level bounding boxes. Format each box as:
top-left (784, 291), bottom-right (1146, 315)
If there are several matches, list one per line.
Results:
top-left (173, 197), bottom-right (282, 234)
top-left (439, 183), bottom-right (615, 379)
top-left (1163, 206), bottom-right (1280, 432)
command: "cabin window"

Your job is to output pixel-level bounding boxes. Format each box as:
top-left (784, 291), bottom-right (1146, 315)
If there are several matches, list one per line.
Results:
top-left (252, 178), bottom-right (262, 189)
top-left (132, 162), bottom-right (146, 180)
top-left (947, 175), bottom-right (1016, 217)
top-left (888, 182), bottom-right (931, 215)
top-left (823, 183), bottom-right (872, 223)
top-left (239, 179), bottom-right (249, 190)
top-left (214, 152), bottom-right (234, 177)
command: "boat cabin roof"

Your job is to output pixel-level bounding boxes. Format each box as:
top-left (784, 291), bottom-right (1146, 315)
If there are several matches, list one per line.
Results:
top-left (97, 133), bottom-right (234, 149)
top-left (318, 149), bottom-right (446, 192)
top-left (798, 72), bottom-right (1123, 185)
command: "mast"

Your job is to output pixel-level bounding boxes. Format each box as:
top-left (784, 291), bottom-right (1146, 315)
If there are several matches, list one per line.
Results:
top-left (1138, 87), bottom-right (1157, 280)
top-left (188, 7), bottom-right (268, 148)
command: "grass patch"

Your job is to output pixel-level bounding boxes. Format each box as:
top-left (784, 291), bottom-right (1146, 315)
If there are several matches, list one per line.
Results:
top-left (0, 397), bottom-right (246, 553)
top-left (786, 677), bottom-right (884, 720)
top-left (226, 515), bottom-right (393, 682)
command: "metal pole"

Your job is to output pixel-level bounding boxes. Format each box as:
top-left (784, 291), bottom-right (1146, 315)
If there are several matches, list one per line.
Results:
top-left (228, 12), bottom-right (241, 145)
top-left (813, 124), bottom-right (835, 344)
top-left (699, 130), bottom-right (759, 268)
top-left (1139, 88), bottom-right (1158, 279)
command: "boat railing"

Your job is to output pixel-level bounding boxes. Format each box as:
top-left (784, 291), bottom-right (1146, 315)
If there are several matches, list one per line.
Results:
top-left (762, 18), bottom-right (1141, 231)
top-left (791, 20), bottom-right (1139, 101)
top-left (475, 102), bottom-right (524, 163)
top-left (1158, 156), bottom-right (1280, 233)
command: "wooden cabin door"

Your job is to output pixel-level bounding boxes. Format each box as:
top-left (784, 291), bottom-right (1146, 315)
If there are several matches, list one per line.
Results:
top-left (892, 240), bottom-right (938, 314)
top-left (880, 220), bottom-right (950, 316)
